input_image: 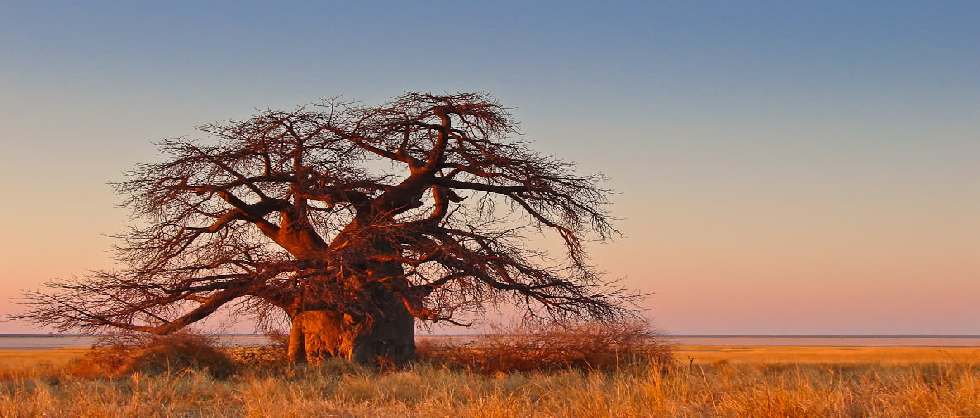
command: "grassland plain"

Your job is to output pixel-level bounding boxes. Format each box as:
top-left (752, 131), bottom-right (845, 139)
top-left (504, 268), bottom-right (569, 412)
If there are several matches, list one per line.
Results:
top-left (0, 345), bottom-right (978, 417)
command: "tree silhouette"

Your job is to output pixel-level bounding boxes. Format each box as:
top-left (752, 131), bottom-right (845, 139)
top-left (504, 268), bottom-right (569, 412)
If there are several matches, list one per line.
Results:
top-left (16, 92), bottom-right (639, 365)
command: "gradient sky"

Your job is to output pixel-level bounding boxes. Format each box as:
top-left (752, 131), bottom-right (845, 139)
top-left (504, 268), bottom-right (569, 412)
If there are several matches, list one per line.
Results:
top-left (2, 1), bottom-right (978, 334)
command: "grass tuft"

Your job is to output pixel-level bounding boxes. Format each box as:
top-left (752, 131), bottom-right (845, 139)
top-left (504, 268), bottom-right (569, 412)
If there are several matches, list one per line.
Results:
top-left (68, 332), bottom-right (236, 379)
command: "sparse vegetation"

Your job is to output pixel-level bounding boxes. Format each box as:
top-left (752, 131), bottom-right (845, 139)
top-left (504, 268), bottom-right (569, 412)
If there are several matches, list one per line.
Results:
top-left (0, 351), bottom-right (977, 417)
top-left (68, 333), bottom-right (236, 379)
top-left (0, 331), bottom-right (978, 417)
top-left (417, 321), bottom-right (672, 374)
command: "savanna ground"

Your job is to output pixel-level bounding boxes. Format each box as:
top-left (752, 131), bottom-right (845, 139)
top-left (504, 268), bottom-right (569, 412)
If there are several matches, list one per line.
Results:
top-left (0, 337), bottom-right (977, 418)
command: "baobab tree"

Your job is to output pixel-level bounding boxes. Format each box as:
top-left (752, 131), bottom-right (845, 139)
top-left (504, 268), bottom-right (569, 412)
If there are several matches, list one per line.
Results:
top-left (16, 92), bottom-right (639, 365)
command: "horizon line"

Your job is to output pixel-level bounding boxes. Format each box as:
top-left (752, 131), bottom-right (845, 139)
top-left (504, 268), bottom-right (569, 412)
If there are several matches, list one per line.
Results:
top-left (2, 333), bottom-right (980, 338)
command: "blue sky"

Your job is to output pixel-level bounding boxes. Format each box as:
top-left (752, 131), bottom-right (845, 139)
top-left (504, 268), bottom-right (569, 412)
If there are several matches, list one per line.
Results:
top-left (2, 1), bottom-right (979, 334)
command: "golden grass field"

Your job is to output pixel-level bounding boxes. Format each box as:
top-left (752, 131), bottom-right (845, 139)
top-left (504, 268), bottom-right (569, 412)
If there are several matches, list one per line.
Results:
top-left (0, 344), bottom-right (977, 417)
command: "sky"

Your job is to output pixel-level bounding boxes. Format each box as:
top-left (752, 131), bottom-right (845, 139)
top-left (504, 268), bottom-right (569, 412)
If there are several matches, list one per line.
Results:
top-left (1, 1), bottom-right (978, 334)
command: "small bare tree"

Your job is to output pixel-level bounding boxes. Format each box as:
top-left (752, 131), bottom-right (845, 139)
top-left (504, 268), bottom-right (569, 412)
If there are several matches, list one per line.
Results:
top-left (15, 92), bottom-right (640, 365)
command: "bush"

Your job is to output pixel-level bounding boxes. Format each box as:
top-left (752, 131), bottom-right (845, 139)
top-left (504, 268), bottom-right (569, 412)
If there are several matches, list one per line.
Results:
top-left (416, 320), bottom-right (673, 374)
top-left (69, 332), bottom-right (236, 379)
top-left (225, 345), bottom-right (288, 370)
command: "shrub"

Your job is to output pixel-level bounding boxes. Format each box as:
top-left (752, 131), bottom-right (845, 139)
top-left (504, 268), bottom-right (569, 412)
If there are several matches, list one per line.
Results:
top-left (226, 345), bottom-right (288, 370)
top-left (416, 320), bottom-right (673, 374)
top-left (69, 332), bottom-right (236, 379)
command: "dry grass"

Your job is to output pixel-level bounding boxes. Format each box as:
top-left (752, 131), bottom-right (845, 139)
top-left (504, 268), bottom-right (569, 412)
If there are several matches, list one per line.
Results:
top-left (417, 321), bottom-right (672, 374)
top-left (0, 341), bottom-right (977, 417)
top-left (67, 333), bottom-right (236, 379)
top-left (0, 348), bottom-right (88, 369)
top-left (0, 357), bottom-right (977, 417)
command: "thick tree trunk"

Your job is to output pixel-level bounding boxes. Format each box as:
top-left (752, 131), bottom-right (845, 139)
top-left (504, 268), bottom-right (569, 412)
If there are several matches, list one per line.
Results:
top-left (287, 287), bottom-right (415, 366)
